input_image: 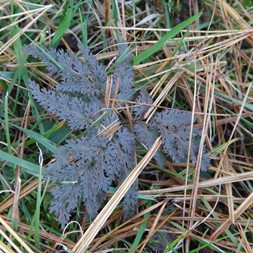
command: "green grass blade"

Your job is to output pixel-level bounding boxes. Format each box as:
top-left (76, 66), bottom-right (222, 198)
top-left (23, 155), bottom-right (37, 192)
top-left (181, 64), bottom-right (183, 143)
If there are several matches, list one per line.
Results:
top-left (79, 8), bottom-right (87, 46)
top-left (33, 145), bottom-right (43, 249)
top-left (4, 92), bottom-right (12, 154)
top-left (0, 151), bottom-right (42, 177)
top-left (108, 187), bottom-right (154, 201)
top-left (216, 91), bottom-right (253, 111)
top-left (0, 119), bottom-right (58, 153)
top-left (129, 201), bottom-right (152, 252)
top-left (51, 5), bottom-right (73, 47)
top-left (133, 13), bottom-right (202, 65)
top-left (15, 124), bottom-right (57, 153)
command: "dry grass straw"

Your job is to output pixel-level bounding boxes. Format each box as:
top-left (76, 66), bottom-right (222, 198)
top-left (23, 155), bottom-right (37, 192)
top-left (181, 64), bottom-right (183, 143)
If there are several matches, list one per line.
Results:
top-left (0, 216), bottom-right (34, 253)
top-left (0, 215), bottom-right (75, 250)
top-left (136, 201), bottom-right (174, 252)
top-left (220, 0), bottom-right (253, 41)
top-left (210, 192), bottom-right (253, 240)
top-left (140, 170), bottom-right (253, 195)
top-left (88, 201), bottom-right (167, 251)
top-left (1, 0), bottom-right (253, 252)
top-left (0, 4), bottom-right (52, 55)
top-left (130, 2), bottom-right (252, 251)
top-left (0, 178), bottom-right (38, 213)
top-left (144, 71), bottom-right (183, 122)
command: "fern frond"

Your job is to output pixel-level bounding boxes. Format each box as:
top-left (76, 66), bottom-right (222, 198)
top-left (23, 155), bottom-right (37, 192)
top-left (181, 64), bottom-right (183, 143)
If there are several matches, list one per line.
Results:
top-left (112, 128), bottom-right (136, 177)
top-left (112, 44), bottom-right (134, 100)
top-left (78, 42), bottom-right (107, 91)
top-left (112, 128), bottom-right (137, 218)
top-left (151, 109), bottom-right (199, 163)
top-left (151, 109), bottom-right (210, 170)
top-left (24, 41), bottom-right (210, 229)
top-left (47, 134), bottom-right (121, 226)
top-left (29, 81), bottom-right (104, 130)
top-left (23, 44), bottom-right (62, 74)
top-left (133, 88), bottom-right (153, 119)
top-left (55, 48), bottom-right (105, 96)
top-left (134, 122), bottom-right (166, 167)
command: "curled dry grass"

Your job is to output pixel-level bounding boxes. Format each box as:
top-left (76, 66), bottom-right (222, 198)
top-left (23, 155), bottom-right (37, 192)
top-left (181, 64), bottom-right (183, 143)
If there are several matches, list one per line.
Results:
top-left (0, 0), bottom-right (253, 252)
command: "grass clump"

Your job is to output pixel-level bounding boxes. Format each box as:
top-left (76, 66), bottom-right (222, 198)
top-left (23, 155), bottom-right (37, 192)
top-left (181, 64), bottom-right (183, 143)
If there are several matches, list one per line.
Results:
top-left (0, 1), bottom-right (253, 252)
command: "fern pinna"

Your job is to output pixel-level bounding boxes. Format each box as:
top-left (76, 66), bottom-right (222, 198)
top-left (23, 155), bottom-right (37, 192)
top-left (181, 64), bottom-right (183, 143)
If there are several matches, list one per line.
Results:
top-left (24, 42), bottom-right (210, 227)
